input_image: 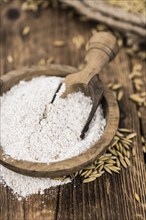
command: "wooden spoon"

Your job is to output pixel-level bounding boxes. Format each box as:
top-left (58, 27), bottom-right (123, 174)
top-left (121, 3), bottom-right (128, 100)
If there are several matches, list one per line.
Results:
top-left (62, 32), bottom-right (119, 138)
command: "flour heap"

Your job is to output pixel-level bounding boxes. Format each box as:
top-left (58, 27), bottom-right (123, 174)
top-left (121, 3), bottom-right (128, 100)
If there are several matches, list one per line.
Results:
top-left (0, 76), bottom-right (106, 198)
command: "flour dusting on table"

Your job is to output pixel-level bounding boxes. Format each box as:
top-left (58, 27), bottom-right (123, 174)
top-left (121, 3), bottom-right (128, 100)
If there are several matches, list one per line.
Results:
top-left (0, 164), bottom-right (70, 199)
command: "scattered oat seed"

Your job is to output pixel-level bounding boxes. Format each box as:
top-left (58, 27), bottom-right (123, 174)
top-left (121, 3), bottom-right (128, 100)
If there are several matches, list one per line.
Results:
top-left (72, 35), bottom-right (85, 49)
top-left (127, 133), bottom-right (137, 139)
top-left (119, 157), bottom-right (127, 168)
top-left (118, 128), bottom-right (132, 133)
top-left (130, 94), bottom-right (144, 103)
top-left (47, 57), bottom-right (54, 64)
top-left (22, 26), bottom-right (30, 36)
top-left (83, 176), bottom-right (96, 183)
top-left (7, 55), bottom-right (13, 64)
top-left (104, 166), bottom-right (112, 174)
top-left (124, 156), bottom-right (131, 166)
top-left (134, 193), bottom-right (140, 203)
top-left (132, 147), bottom-right (136, 156)
top-left (112, 83), bottom-right (122, 90)
top-left (38, 58), bottom-right (46, 65)
top-left (117, 90), bottom-right (124, 101)
top-left (53, 40), bottom-right (65, 47)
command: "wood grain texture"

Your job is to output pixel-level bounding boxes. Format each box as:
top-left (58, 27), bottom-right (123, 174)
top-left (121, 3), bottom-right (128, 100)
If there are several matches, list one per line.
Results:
top-left (0, 1), bottom-right (146, 220)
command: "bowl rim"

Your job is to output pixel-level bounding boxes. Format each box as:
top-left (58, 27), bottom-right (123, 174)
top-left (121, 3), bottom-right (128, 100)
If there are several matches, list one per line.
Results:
top-left (0, 64), bottom-right (119, 178)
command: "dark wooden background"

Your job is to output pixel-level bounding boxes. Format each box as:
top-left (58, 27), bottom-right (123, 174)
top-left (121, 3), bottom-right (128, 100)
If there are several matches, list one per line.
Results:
top-left (0, 1), bottom-right (146, 220)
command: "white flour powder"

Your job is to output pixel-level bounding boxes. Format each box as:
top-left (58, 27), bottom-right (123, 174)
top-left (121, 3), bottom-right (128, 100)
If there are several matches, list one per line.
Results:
top-left (0, 165), bottom-right (70, 199)
top-left (0, 76), bottom-right (106, 198)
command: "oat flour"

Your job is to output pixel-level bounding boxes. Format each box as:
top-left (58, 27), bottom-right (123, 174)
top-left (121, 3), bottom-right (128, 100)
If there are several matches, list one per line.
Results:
top-left (0, 76), bottom-right (106, 198)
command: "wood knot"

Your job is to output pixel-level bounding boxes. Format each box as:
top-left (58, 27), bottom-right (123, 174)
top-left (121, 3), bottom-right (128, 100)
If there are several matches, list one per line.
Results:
top-left (6, 8), bottom-right (20, 20)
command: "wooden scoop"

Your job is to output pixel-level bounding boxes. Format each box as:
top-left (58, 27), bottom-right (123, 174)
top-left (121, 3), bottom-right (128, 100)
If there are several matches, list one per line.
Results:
top-left (62, 32), bottom-right (119, 138)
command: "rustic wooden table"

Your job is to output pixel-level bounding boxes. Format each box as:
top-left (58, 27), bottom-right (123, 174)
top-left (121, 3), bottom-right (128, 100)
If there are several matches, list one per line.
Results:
top-left (0, 2), bottom-right (146, 220)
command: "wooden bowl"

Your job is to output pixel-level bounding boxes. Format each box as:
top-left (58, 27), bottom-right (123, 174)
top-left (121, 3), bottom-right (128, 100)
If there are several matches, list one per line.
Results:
top-left (0, 64), bottom-right (119, 178)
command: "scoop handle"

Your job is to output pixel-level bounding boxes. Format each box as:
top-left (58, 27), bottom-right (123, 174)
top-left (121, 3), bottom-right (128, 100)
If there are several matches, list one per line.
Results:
top-left (62, 32), bottom-right (119, 97)
top-left (82, 32), bottom-right (119, 84)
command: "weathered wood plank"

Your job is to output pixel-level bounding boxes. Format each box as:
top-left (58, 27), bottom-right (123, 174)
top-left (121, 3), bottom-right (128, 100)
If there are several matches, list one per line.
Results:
top-left (0, 1), bottom-right (145, 220)
top-left (101, 50), bottom-right (146, 220)
top-left (140, 62), bottom-right (146, 141)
